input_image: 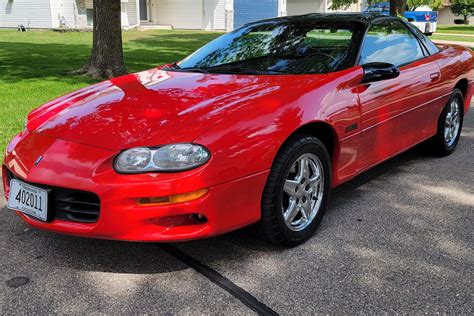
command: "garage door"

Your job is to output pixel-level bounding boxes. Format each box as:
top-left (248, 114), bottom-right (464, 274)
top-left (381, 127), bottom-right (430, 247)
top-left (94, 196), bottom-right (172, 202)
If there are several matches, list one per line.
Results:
top-left (153, 0), bottom-right (203, 29)
top-left (287, 0), bottom-right (324, 16)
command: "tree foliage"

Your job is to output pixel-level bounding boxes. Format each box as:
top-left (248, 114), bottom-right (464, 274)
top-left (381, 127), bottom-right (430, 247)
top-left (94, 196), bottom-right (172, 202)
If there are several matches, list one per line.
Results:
top-left (328, 0), bottom-right (359, 10)
top-left (329, 0), bottom-right (408, 16)
top-left (406, 0), bottom-right (444, 10)
top-left (450, 0), bottom-right (474, 24)
top-left (330, 0), bottom-right (443, 13)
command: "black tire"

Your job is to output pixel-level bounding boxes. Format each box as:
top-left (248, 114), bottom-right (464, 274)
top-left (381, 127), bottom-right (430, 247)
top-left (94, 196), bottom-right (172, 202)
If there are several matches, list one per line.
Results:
top-left (429, 88), bottom-right (464, 156)
top-left (259, 134), bottom-right (332, 246)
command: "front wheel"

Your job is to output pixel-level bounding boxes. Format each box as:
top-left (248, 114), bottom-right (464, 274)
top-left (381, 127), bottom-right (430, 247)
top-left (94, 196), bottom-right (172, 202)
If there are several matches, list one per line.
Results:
top-left (259, 134), bottom-right (332, 246)
top-left (430, 89), bottom-right (464, 156)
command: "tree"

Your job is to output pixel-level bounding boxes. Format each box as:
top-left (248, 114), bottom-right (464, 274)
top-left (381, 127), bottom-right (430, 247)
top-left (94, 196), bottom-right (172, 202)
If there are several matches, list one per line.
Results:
top-left (330, 0), bottom-right (443, 16)
top-left (389, 0), bottom-right (407, 17)
top-left (77, 0), bottom-right (127, 79)
top-left (406, 0), bottom-right (443, 11)
top-left (450, 0), bottom-right (474, 24)
top-left (329, 0), bottom-right (408, 16)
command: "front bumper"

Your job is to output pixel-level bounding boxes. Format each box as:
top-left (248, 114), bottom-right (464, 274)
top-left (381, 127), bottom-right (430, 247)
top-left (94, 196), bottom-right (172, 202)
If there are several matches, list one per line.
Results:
top-left (3, 132), bottom-right (268, 242)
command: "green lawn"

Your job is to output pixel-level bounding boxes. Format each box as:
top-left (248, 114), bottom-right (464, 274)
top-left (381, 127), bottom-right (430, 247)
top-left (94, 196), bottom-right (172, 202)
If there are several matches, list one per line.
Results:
top-left (0, 29), bottom-right (221, 158)
top-left (431, 34), bottom-right (474, 42)
top-left (435, 24), bottom-right (474, 35)
top-left (432, 24), bottom-right (474, 46)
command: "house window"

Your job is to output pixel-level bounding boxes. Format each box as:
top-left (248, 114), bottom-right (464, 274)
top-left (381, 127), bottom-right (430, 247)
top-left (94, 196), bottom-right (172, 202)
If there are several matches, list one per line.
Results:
top-left (86, 9), bottom-right (93, 26)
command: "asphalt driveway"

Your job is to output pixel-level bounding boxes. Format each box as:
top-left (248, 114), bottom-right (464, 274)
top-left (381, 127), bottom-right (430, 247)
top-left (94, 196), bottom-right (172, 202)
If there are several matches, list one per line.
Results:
top-left (1, 106), bottom-right (473, 314)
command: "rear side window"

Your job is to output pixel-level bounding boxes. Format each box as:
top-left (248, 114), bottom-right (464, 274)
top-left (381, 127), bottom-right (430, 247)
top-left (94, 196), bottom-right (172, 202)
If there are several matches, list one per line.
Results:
top-left (406, 22), bottom-right (440, 55)
top-left (359, 20), bottom-right (425, 66)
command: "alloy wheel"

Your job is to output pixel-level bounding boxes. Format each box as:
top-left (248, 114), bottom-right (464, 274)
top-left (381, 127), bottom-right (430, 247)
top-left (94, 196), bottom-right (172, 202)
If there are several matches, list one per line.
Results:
top-left (282, 153), bottom-right (324, 231)
top-left (444, 98), bottom-right (461, 147)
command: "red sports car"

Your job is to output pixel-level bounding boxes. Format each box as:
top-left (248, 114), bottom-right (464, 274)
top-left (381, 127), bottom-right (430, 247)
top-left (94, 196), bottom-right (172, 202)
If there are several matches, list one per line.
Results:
top-left (3, 13), bottom-right (473, 245)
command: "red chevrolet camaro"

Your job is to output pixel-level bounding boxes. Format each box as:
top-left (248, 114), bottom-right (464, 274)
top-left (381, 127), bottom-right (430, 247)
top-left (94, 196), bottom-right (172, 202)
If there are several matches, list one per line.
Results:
top-left (3, 13), bottom-right (473, 245)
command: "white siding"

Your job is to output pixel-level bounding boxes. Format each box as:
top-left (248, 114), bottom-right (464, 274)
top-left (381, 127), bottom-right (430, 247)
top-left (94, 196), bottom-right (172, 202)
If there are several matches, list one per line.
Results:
top-left (126, 0), bottom-right (138, 26)
top-left (50, 0), bottom-right (80, 28)
top-left (203, 0), bottom-right (225, 30)
top-left (120, 0), bottom-right (138, 27)
top-left (438, 7), bottom-right (474, 25)
top-left (0, 0), bottom-right (53, 28)
top-left (82, 0), bottom-right (138, 28)
top-left (287, 0), bottom-right (324, 16)
top-left (50, 0), bottom-right (61, 28)
top-left (152, 0), bottom-right (203, 29)
top-left (212, 0), bottom-right (226, 30)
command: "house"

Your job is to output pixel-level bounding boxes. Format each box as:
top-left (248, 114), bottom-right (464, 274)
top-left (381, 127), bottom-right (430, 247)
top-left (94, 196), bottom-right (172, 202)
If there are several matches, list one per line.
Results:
top-left (437, 0), bottom-right (473, 24)
top-left (0, 0), bottom-right (363, 32)
top-left (0, 0), bottom-right (232, 30)
top-left (234, 0), bottom-right (363, 28)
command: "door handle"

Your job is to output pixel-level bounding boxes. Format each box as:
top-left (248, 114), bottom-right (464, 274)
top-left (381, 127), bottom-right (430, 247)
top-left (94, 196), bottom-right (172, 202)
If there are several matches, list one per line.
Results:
top-left (430, 72), bottom-right (440, 82)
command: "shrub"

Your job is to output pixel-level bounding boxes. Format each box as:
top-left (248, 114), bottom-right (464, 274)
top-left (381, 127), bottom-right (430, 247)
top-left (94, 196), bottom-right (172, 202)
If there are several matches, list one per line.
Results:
top-left (451, 1), bottom-right (474, 25)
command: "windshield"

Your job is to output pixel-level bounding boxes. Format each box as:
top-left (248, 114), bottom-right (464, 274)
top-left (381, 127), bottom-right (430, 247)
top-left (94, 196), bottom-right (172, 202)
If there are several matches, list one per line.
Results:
top-left (173, 20), bottom-right (359, 75)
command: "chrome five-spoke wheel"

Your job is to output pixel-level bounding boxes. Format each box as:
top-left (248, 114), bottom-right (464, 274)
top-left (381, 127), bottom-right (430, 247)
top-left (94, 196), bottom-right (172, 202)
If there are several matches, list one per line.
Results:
top-left (260, 134), bottom-right (331, 246)
top-left (444, 98), bottom-right (461, 147)
top-left (282, 153), bottom-right (324, 231)
top-left (431, 88), bottom-right (463, 156)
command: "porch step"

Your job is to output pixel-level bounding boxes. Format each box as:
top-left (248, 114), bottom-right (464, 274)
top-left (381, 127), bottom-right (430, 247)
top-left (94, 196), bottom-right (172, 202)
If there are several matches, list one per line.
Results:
top-left (138, 24), bottom-right (173, 31)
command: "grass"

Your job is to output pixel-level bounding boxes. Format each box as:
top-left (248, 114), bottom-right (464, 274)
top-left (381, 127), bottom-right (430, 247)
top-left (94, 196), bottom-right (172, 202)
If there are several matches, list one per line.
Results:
top-left (435, 24), bottom-right (474, 35)
top-left (0, 29), bottom-right (221, 158)
top-left (432, 24), bottom-right (474, 46)
top-left (431, 34), bottom-right (474, 42)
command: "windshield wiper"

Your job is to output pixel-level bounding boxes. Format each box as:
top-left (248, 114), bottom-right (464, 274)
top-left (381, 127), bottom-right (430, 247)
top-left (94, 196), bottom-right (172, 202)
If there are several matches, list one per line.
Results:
top-left (164, 63), bottom-right (211, 73)
top-left (174, 66), bottom-right (211, 73)
top-left (203, 65), bottom-right (286, 75)
top-left (179, 64), bottom-right (261, 74)
top-left (170, 62), bottom-right (181, 69)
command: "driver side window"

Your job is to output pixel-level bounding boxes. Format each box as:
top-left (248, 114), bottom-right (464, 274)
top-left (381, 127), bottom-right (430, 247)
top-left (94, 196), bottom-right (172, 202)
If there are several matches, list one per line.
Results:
top-left (360, 20), bottom-right (425, 66)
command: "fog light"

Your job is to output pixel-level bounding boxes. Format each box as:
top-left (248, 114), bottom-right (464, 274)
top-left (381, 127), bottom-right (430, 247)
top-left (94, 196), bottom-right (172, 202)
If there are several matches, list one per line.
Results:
top-left (138, 189), bottom-right (208, 206)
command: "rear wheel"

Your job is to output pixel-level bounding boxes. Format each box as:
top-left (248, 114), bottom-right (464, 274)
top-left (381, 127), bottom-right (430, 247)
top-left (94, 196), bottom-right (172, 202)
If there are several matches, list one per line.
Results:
top-left (430, 89), bottom-right (464, 156)
top-left (259, 134), bottom-right (331, 246)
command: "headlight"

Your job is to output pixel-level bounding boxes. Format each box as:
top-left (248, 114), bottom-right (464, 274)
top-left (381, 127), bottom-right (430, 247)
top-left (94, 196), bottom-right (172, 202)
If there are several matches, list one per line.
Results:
top-left (114, 144), bottom-right (210, 173)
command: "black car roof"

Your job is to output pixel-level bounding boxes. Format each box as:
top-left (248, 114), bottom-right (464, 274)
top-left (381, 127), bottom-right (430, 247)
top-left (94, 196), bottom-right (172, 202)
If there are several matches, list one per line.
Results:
top-left (244, 12), bottom-right (390, 27)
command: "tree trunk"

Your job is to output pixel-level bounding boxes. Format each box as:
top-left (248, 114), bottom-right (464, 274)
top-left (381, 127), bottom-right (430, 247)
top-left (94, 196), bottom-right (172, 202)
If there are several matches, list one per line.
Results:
top-left (390, 0), bottom-right (406, 17)
top-left (78, 0), bottom-right (127, 79)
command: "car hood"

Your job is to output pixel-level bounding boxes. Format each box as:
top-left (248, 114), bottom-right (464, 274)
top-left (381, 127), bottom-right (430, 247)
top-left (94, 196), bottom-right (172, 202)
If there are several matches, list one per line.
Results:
top-left (27, 68), bottom-right (327, 150)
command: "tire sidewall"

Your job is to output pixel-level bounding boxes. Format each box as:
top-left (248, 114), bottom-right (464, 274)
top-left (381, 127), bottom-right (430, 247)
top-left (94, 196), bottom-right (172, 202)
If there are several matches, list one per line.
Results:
top-left (270, 138), bottom-right (332, 244)
top-left (438, 89), bottom-right (464, 154)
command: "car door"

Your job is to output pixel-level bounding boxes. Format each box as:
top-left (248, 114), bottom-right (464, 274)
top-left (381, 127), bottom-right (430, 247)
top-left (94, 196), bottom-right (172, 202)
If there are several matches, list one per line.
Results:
top-left (356, 19), bottom-right (444, 172)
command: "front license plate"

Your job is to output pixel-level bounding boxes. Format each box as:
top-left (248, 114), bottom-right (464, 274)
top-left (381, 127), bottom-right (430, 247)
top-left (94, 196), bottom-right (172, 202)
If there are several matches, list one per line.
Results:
top-left (7, 180), bottom-right (48, 222)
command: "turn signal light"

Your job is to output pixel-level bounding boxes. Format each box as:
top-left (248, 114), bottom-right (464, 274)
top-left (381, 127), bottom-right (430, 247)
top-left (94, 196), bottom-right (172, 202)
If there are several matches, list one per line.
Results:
top-left (138, 188), bottom-right (208, 206)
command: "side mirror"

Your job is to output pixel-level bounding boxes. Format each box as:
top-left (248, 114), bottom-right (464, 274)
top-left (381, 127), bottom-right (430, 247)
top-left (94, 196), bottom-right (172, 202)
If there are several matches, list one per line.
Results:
top-left (361, 62), bottom-right (400, 84)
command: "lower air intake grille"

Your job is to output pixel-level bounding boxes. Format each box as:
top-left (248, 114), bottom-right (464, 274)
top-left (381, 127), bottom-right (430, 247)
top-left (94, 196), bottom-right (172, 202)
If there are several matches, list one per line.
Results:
top-left (7, 170), bottom-right (100, 223)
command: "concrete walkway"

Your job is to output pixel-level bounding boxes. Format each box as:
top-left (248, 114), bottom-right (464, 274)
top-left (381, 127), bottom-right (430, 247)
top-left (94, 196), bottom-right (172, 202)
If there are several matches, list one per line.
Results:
top-left (433, 39), bottom-right (473, 47)
top-left (435, 32), bottom-right (474, 37)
